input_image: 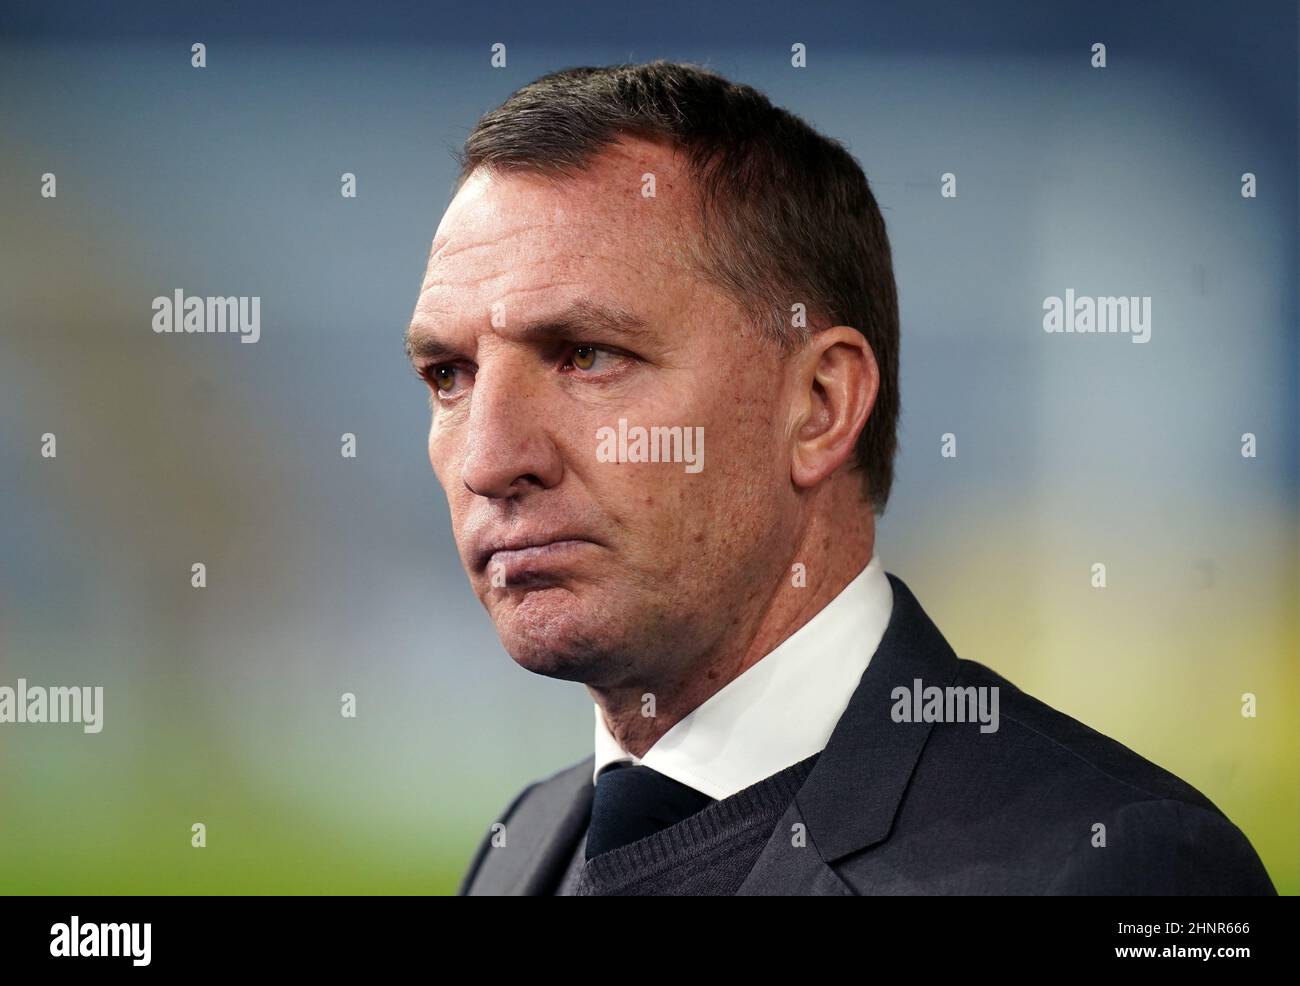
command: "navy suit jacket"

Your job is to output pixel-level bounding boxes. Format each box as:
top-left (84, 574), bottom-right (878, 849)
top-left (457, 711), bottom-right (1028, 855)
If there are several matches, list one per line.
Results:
top-left (459, 573), bottom-right (1277, 895)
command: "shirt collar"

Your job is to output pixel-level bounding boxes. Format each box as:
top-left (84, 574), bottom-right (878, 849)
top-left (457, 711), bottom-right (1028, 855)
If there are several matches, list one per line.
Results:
top-left (591, 553), bottom-right (894, 799)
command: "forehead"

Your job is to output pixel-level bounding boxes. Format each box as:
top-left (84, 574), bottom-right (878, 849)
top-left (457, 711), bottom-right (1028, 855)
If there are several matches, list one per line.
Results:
top-left (418, 139), bottom-right (701, 318)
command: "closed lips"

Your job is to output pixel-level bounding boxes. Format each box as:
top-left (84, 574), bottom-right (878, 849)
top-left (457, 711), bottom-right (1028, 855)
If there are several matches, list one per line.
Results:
top-left (476, 536), bottom-right (595, 570)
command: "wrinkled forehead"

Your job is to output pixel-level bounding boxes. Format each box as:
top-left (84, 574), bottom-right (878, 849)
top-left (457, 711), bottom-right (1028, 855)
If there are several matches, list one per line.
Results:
top-left (421, 140), bottom-right (701, 302)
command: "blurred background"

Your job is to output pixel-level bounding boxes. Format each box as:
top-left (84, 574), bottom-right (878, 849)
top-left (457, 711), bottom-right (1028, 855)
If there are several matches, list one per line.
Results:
top-left (1, 0), bottom-right (1296, 894)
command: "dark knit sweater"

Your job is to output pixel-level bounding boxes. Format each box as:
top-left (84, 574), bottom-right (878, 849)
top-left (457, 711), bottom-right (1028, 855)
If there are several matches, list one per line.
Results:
top-left (554, 752), bottom-right (820, 895)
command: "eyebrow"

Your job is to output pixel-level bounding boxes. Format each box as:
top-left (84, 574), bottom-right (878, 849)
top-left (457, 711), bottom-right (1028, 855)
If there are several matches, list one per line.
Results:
top-left (404, 299), bottom-right (653, 363)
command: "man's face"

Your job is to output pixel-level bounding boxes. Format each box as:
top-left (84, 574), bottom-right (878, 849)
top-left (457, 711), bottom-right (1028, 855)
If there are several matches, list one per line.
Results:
top-left (408, 139), bottom-right (801, 689)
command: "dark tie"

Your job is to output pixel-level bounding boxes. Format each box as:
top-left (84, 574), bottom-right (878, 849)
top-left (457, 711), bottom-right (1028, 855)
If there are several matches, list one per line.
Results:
top-left (585, 762), bottom-right (715, 860)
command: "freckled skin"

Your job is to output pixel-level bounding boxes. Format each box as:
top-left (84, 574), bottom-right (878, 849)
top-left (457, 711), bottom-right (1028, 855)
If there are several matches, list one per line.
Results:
top-left (411, 138), bottom-right (879, 755)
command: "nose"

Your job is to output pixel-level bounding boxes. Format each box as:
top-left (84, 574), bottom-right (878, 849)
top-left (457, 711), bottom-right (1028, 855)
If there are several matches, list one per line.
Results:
top-left (459, 363), bottom-right (563, 499)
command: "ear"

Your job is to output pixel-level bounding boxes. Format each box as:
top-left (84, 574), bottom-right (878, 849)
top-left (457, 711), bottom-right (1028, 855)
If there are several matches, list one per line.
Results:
top-left (788, 326), bottom-right (879, 490)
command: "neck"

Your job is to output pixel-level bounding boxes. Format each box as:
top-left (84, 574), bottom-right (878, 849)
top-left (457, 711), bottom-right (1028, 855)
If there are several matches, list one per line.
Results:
top-left (589, 478), bottom-right (875, 758)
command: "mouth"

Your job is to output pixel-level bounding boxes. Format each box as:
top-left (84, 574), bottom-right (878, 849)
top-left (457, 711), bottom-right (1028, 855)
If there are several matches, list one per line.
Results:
top-left (475, 536), bottom-right (600, 580)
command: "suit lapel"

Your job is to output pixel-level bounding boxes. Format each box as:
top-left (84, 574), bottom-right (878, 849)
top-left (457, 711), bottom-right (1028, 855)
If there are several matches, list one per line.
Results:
top-left (515, 776), bottom-right (593, 895)
top-left (739, 573), bottom-right (960, 894)
top-left (465, 757), bottom-right (594, 895)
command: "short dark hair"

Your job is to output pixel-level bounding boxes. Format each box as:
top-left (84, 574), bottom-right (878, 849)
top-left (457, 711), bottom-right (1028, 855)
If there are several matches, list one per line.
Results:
top-left (456, 61), bottom-right (900, 514)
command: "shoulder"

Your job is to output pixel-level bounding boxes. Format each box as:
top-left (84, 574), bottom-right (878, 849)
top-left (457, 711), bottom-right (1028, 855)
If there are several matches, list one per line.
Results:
top-left (456, 756), bottom-right (594, 895)
top-left (952, 657), bottom-right (1218, 808)
top-left (862, 658), bottom-right (1276, 894)
top-left (1046, 796), bottom-right (1277, 894)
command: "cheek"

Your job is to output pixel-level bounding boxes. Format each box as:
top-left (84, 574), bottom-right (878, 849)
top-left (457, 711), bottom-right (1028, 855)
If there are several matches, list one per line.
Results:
top-left (426, 423), bottom-right (458, 484)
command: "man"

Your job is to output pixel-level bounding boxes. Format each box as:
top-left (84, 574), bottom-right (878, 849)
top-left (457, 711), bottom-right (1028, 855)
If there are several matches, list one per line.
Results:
top-left (406, 62), bottom-right (1276, 895)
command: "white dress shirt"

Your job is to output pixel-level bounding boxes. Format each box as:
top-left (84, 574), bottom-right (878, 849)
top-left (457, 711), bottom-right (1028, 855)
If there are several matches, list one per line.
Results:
top-left (591, 553), bottom-right (894, 800)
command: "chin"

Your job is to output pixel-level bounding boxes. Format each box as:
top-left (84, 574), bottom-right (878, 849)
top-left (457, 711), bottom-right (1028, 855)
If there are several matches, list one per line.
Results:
top-left (490, 584), bottom-right (617, 682)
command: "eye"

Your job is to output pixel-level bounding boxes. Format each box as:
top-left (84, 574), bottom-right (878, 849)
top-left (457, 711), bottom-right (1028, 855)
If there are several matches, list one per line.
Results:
top-left (421, 363), bottom-right (470, 399)
top-left (567, 345), bottom-right (616, 372)
top-left (433, 365), bottom-right (457, 392)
